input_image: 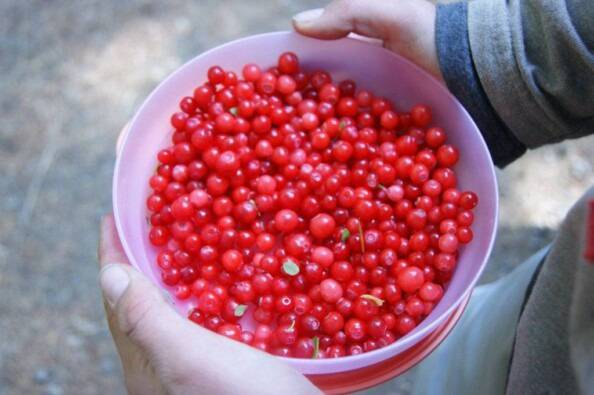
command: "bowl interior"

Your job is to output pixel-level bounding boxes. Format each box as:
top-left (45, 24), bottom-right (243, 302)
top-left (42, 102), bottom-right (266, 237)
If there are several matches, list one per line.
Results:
top-left (113, 31), bottom-right (498, 375)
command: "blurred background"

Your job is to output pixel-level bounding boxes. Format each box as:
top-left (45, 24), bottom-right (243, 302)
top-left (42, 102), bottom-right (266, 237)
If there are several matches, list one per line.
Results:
top-left (1, 1), bottom-right (593, 394)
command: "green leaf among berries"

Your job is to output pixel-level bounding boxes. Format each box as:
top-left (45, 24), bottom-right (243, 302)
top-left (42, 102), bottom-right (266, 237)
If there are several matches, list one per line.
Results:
top-left (312, 336), bottom-right (320, 359)
top-left (361, 294), bottom-right (384, 306)
top-left (340, 228), bottom-right (351, 242)
top-left (234, 304), bottom-right (248, 317)
top-left (282, 259), bottom-right (300, 276)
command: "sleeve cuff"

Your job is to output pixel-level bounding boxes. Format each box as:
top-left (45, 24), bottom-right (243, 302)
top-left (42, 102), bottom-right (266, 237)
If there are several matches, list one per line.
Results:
top-left (435, 2), bottom-right (526, 167)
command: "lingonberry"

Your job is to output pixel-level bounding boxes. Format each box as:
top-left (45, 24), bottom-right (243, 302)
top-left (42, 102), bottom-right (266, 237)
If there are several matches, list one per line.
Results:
top-left (397, 266), bottom-right (425, 293)
top-left (147, 52), bottom-right (479, 359)
top-left (319, 279), bottom-right (343, 303)
top-left (309, 213), bottom-right (336, 239)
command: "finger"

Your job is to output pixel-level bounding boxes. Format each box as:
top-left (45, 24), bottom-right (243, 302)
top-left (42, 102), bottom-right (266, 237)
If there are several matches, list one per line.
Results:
top-left (99, 263), bottom-right (197, 360)
top-left (98, 214), bottom-right (129, 269)
top-left (293, 0), bottom-right (390, 40)
top-left (100, 263), bottom-right (320, 394)
top-left (98, 215), bottom-right (197, 364)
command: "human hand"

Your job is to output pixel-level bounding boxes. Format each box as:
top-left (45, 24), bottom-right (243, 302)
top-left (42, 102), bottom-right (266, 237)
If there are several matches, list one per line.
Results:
top-left (293, 0), bottom-right (444, 83)
top-left (98, 215), bottom-right (321, 395)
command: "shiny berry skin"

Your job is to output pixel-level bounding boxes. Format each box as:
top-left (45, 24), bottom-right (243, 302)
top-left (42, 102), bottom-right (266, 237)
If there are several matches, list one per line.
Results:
top-left (436, 144), bottom-right (459, 167)
top-left (278, 52), bottom-right (299, 74)
top-left (322, 312), bottom-right (345, 335)
top-left (457, 227), bottom-right (474, 243)
top-left (207, 66), bottom-right (225, 85)
top-left (459, 191), bottom-right (479, 209)
top-left (230, 281), bottom-right (256, 303)
top-left (311, 246), bottom-right (334, 268)
top-left (345, 318), bottom-right (366, 341)
top-left (293, 338), bottom-right (315, 358)
top-left (149, 226), bottom-right (169, 246)
top-left (434, 253), bottom-right (457, 272)
top-left (419, 282), bottom-right (444, 302)
top-left (221, 249), bottom-right (243, 272)
top-left (149, 54), bottom-right (479, 359)
top-left (198, 291), bottom-right (222, 315)
top-left (368, 317), bottom-right (388, 338)
top-left (438, 233), bottom-right (459, 253)
top-left (275, 324), bottom-right (298, 346)
top-left (242, 64), bottom-right (262, 82)
top-left (411, 104), bottom-right (431, 127)
top-left (425, 127), bottom-right (446, 148)
top-left (276, 75), bottom-right (297, 95)
top-left (216, 151), bottom-right (240, 175)
top-left (285, 233), bottom-right (312, 258)
top-left (353, 297), bottom-right (379, 320)
top-left (320, 279), bottom-right (343, 303)
top-left (275, 209), bottom-right (299, 233)
top-left (217, 323), bottom-right (242, 341)
top-left (397, 267), bottom-right (425, 293)
top-left (309, 213), bottom-right (336, 239)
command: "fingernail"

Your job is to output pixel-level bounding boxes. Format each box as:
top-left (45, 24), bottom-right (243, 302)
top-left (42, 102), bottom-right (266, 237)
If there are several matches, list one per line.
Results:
top-left (100, 264), bottom-right (130, 307)
top-left (293, 8), bottom-right (324, 25)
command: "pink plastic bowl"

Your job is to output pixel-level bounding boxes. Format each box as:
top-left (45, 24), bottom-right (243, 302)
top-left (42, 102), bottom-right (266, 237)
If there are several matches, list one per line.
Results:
top-left (113, 31), bottom-right (498, 376)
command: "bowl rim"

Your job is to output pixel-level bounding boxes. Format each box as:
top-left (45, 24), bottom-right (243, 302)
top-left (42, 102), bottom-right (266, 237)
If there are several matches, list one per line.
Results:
top-left (113, 30), bottom-right (499, 373)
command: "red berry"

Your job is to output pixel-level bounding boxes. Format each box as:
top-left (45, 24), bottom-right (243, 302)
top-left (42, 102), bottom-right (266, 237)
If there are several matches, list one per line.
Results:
top-left (278, 52), bottom-right (299, 74)
top-left (397, 267), bottom-right (425, 293)
top-left (207, 66), bottom-right (225, 85)
top-left (221, 249), bottom-right (243, 272)
top-left (275, 209), bottom-right (299, 233)
top-left (242, 64), bottom-right (262, 82)
top-left (368, 317), bottom-right (388, 338)
top-left (311, 246), bottom-right (334, 268)
top-left (411, 104), bottom-right (431, 127)
top-left (147, 54), bottom-right (478, 359)
top-left (345, 318), bottom-right (366, 341)
top-left (322, 312), bottom-right (344, 335)
top-left (309, 213), bottom-right (336, 239)
top-left (438, 233), bottom-right (459, 253)
top-left (436, 144), bottom-right (459, 167)
top-left (459, 191), bottom-right (479, 209)
top-left (419, 282), bottom-right (444, 302)
top-left (320, 279), bottom-right (343, 303)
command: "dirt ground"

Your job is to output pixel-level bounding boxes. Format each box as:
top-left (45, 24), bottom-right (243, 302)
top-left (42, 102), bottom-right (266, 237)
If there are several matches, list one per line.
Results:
top-left (1, 1), bottom-right (593, 394)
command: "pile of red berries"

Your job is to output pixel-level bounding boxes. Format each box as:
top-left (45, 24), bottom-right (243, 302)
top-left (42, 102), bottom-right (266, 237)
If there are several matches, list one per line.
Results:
top-left (146, 52), bottom-right (478, 359)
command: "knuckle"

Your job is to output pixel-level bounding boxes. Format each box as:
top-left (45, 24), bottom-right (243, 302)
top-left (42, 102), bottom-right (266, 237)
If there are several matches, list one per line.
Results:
top-left (120, 296), bottom-right (155, 342)
top-left (340, 0), bottom-right (362, 13)
top-left (163, 368), bottom-right (195, 390)
top-left (331, 0), bottom-right (353, 13)
top-left (328, 0), bottom-right (363, 25)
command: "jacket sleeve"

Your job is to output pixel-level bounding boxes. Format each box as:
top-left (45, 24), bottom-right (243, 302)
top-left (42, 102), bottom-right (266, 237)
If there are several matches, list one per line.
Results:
top-left (435, 0), bottom-right (594, 167)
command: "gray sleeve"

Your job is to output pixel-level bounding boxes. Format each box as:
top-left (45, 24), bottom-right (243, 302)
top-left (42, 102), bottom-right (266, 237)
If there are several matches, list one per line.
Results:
top-left (468, 0), bottom-right (594, 149)
top-left (436, 2), bottom-right (527, 167)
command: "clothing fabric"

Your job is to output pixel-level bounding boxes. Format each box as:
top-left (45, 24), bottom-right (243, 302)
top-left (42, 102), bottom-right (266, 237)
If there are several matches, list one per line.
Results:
top-left (437, 0), bottom-right (594, 166)
top-left (435, 2), bottom-right (526, 167)
top-left (377, 1), bottom-right (594, 393)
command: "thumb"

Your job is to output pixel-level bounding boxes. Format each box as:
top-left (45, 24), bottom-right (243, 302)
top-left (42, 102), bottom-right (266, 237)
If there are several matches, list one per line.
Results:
top-left (100, 263), bottom-right (191, 359)
top-left (293, 0), bottom-right (445, 85)
top-left (292, 1), bottom-right (389, 40)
